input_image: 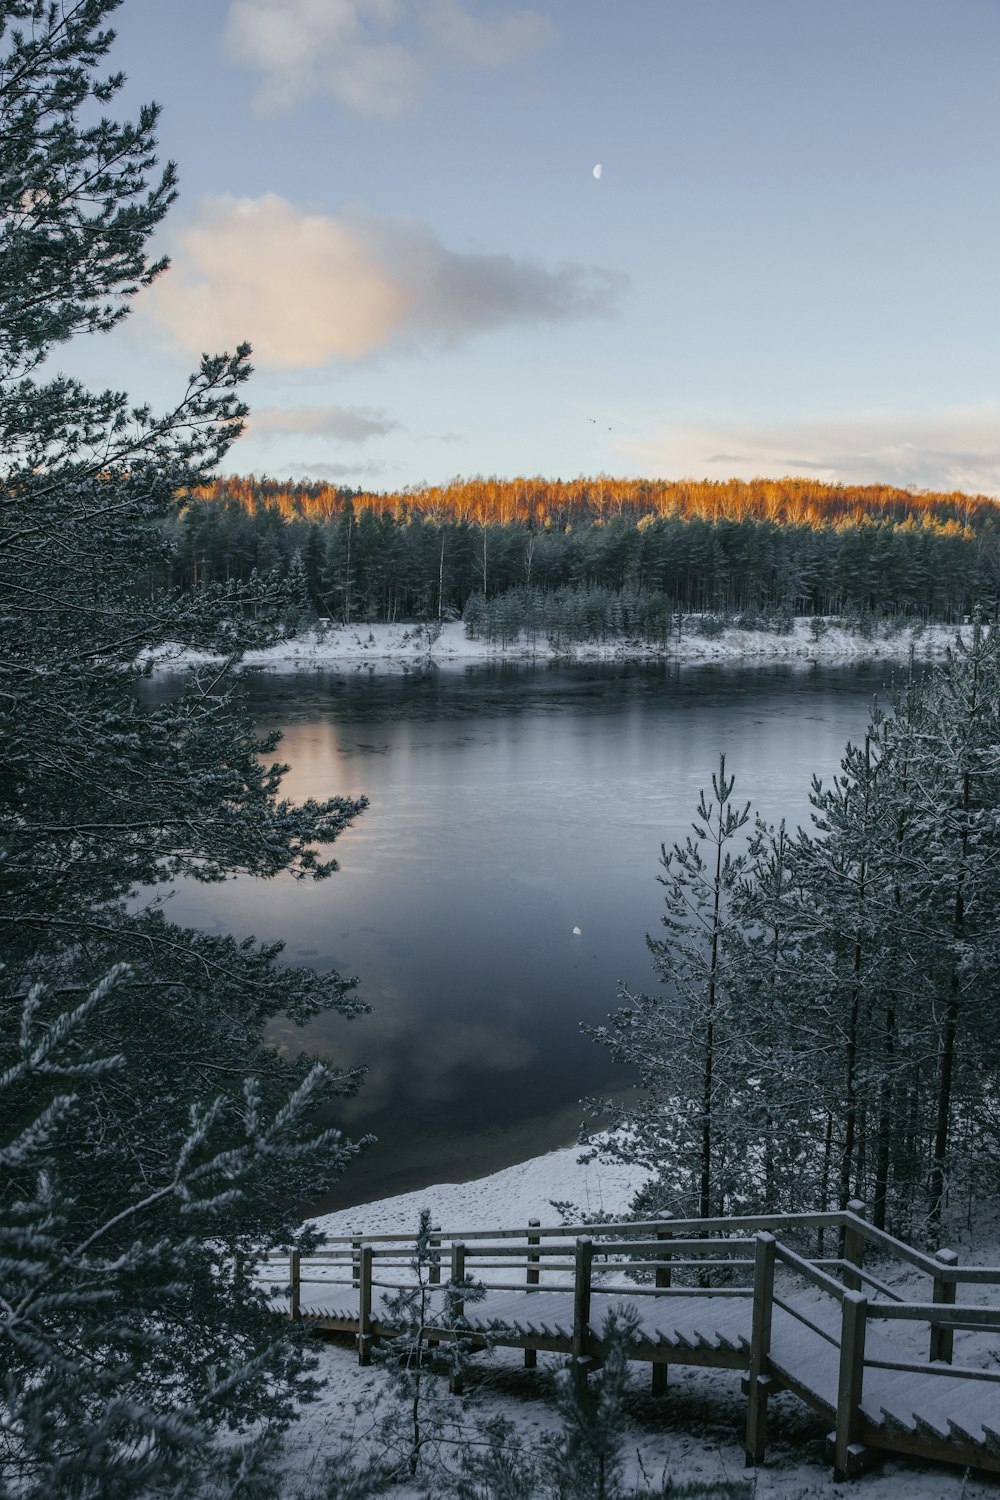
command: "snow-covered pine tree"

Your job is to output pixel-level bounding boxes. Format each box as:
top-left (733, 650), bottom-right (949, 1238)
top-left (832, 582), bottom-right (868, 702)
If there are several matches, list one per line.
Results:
top-left (584, 756), bottom-right (751, 1220)
top-left (370, 1209), bottom-right (489, 1486)
top-left (729, 816), bottom-right (817, 1212)
top-left (739, 636), bottom-right (1000, 1235)
top-left (787, 732), bottom-right (900, 1215)
top-left (891, 626), bottom-right (1000, 1228)
top-left (1, 3), bottom-right (369, 1492)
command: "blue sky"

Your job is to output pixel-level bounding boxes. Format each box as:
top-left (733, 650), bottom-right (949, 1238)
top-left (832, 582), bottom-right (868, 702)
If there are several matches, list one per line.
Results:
top-left (69, 0), bottom-right (1000, 493)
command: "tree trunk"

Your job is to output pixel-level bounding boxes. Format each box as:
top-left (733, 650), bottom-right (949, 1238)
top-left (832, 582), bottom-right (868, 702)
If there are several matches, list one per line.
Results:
top-left (929, 761), bottom-right (970, 1229)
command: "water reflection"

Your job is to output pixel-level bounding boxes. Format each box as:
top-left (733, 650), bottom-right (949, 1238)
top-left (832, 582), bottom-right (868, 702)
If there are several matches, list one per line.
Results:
top-left (143, 659), bottom-right (913, 1209)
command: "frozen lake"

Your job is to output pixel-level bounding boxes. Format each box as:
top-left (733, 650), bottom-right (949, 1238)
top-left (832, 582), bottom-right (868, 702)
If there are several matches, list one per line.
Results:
top-left (146, 658), bottom-right (911, 1210)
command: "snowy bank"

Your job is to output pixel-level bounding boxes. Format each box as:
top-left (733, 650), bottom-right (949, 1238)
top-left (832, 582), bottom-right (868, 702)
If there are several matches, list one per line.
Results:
top-left (140, 618), bottom-right (969, 675)
top-left (309, 1137), bottom-right (650, 1240)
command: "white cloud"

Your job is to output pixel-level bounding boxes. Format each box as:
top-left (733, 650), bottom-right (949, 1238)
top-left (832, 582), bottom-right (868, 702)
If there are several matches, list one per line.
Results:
top-left (622, 407), bottom-right (1000, 498)
top-left (290, 459), bottom-right (394, 480)
top-left (223, 0), bottom-right (552, 115)
top-left (422, 0), bottom-right (553, 68)
top-left (142, 193), bottom-right (626, 370)
top-left (249, 404), bottom-right (401, 442)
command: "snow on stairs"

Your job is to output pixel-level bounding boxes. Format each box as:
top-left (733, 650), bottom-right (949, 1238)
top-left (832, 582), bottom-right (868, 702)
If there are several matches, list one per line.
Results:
top-left (287, 1210), bottom-right (1000, 1481)
top-left (873, 1374), bottom-right (1000, 1457)
top-left (463, 1289), bottom-right (753, 1365)
top-left (762, 1301), bottom-right (1000, 1475)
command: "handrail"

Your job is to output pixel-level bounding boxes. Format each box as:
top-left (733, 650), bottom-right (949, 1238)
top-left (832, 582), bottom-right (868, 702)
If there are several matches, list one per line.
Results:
top-left (867, 1302), bottom-right (1000, 1328)
top-left (772, 1240), bottom-right (847, 1301)
top-left (837, 1212), bottom-right (956, 1280)
top-left (313, 1208), bottom-right (993, 1284)
top-left (314, 1210), bottom-right (847, 1247)
top-left (457, 1236), bottom-right (754, 1258)
top-left (950, 1265), bottom-right (1000, 1284)
top-left (772, 1292), bottom-right (840, 1348)
top-left (863, 1355), bottom-right (1000, 1384)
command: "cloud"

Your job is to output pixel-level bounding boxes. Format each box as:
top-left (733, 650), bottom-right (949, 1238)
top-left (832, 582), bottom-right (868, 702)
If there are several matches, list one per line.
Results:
top-left (249, 404), bottom-right (401, 443)
top-left (422, 0), bottom-right (553, 68)
top-left (223, 0), bottom-right (553, 116)
top-left (289, 459), bottom-right (393, 480)
top-left (142, 193), bottom-right (626, 370)
top-left (623, 407), bottom-right (1000, 498)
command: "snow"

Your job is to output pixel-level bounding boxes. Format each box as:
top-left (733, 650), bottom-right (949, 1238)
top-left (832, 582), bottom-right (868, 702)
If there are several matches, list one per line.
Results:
top-left (279, 1143), bottom-right (998, 1497)
top-left (139, 618), bottom-right (970, 676)
top-left (309, 1137), bottom-right (650, 1241)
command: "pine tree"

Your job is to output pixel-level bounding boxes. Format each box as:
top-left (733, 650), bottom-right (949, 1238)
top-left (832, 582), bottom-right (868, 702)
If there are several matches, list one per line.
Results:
top-left (893, 628), bottom-right (1000, 1226)
top-left (584, 756), bottom-right (750, 1219)
top-left (1, 4), bottom-right (369, 1491)
top-left (371, 1209), bottom-right (488, 1486)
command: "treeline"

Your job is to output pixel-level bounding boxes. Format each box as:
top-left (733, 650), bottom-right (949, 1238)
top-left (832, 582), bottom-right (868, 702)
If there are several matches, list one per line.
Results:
top-left (192, 473), bottom-right (1000, 533)
top-left (166, 476), bottom-right (1000, 627)
top-left (590, 628), bottom-right (1000, 1240)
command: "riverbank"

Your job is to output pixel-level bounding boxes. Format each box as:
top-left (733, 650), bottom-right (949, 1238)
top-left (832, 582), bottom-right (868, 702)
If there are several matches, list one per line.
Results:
top-left (140, 617), bottom-right (968, 674)
top-left (309, 1134), bottom-right (650, 1240)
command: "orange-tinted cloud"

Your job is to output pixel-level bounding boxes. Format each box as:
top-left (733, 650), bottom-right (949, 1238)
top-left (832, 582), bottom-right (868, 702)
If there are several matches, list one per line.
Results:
top-left (142, 194), bottom-right (627, 370)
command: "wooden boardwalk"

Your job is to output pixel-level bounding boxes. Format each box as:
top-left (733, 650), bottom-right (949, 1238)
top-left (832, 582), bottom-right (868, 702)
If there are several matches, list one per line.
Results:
top-left (262, 1207), bottom-right (1000, 1482)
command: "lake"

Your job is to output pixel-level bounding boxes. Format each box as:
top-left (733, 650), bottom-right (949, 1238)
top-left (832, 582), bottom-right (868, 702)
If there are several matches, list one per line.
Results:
top-left (147, 658), bottom-right (911, 1211)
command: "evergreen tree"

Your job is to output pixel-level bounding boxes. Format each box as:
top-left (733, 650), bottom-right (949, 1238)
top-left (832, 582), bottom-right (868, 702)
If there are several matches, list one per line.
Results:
top-left (1, 4), bottom-right (368, 1491)
top-left (584, 757), bottom-right (750, 1219)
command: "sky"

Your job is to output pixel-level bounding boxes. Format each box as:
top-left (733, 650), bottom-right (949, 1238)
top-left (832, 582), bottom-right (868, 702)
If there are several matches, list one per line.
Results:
top-left (65, 0), bottom-right (1000, 494)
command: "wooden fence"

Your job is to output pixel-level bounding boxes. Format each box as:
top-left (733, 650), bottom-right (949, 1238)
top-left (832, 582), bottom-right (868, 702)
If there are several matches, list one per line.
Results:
top-left (259, 1205), bottom-right (1000, 1482)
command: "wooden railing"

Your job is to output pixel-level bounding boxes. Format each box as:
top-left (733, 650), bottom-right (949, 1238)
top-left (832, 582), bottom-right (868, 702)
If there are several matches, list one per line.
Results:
top-left (259, 1205), bottom-right (1000, 1480)
top-left (743, 1218), bottom-right (1000, 1480)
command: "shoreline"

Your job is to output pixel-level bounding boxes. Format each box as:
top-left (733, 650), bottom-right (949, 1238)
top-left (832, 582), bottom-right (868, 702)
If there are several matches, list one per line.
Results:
top-left (140, 616), bottom-right (968, 675)
top-left (308, 1134), bottom-right (651, 1240)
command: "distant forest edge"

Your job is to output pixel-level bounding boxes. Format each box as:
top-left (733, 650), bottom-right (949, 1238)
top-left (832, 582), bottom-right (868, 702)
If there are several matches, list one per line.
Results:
top-left (170, 475), bottom-right (1000, 628)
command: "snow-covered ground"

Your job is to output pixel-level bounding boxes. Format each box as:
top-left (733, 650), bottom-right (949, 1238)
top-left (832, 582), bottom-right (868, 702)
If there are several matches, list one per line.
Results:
top-left (139, 618), bottom-right (969, 676)
top-left (280, 1144), bottom-right (998, 1498)
top-left (309, 1137), bottom-right (649, 1241)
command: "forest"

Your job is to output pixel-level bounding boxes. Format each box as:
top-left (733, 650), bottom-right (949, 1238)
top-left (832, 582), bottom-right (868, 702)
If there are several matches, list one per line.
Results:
top-left (587, 625), bottom-right (1000, 1245)
top-left (169, 475), bottom-right (1000, 630)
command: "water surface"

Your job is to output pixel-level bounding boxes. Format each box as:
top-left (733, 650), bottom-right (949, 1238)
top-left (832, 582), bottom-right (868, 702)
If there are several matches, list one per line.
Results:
top-left (147, 659), bottom-right (908, 1210)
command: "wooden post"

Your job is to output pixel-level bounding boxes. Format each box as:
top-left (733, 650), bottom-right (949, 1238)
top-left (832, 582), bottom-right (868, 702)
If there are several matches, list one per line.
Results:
top-left (843, 1199), bottom-right (866, 1293)
top-left (358, 1245), bottom-right (374, 1366)
top-left (289, 1249), bottom-right (301, 1322)
top-left (450, 1242), bottom-right (466, 1395)
top-left (652, 1216), bottom-right (673, 1397)
top-left (451, 1242), bottom-right (466, 1321)
top-left (930, 1248), bottom-right (958, 1365)
top-left (745, 1232), bottom-right (776, 1467)
top-left (572, 1236), bottom-right (594, 1397)
top-left (352, 1237), bottom-right (361, 1289)
top-left (525, 1219), bottom-right (540, 1370)
top-left (832, 1290), bottom-right (868, 1481)
top-left (427, 1226), bottom-right (442, 1349)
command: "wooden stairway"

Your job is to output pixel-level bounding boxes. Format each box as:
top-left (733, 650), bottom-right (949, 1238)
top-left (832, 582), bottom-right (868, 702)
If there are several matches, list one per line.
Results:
top-left (262, 1206), bottom-right (1000, 1482)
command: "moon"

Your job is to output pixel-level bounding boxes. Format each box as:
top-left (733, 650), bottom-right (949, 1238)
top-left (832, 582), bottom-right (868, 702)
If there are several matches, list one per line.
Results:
top-left (592, 163), bottom-right (602, 179)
